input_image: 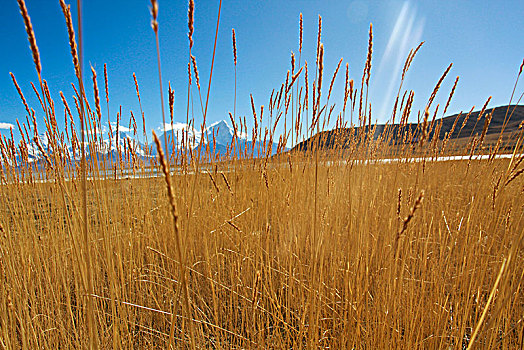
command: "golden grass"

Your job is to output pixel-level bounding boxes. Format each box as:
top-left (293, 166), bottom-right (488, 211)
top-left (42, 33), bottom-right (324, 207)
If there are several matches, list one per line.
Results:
top-left (1, 1), bottom-right (523, 348)
top-left (1, 158), bottom-right (523, 348)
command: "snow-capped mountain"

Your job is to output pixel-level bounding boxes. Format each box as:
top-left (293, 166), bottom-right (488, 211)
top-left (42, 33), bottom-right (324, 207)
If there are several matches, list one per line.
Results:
top-left (154, 122), bottom-right (202, 154)
top-left (202, 120), bottom-right (236, 156)
top-left (102, 126), bottom-right (147, 158)
top-left (154, 119), bottom-right (284, 158)
top-left (12, 125), bottom-right (148, 166)
top-left (7, 119), bottom-right (285, 167)
top-left (205, 120), bottom-right (236, 146)
top-left (16, 132), bottom-right (58, 164)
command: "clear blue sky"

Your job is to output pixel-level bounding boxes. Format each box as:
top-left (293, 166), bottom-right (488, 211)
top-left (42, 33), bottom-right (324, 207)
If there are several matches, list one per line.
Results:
top-left (1, 0), bottom-right (523, 143)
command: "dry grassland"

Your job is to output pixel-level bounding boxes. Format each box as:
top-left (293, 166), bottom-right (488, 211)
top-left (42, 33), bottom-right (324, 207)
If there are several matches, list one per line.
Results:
top-left (0, 0), bottom-right (523, 348)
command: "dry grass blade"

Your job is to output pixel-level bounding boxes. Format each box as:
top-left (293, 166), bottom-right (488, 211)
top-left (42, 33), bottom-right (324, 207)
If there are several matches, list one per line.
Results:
top-left (442, 76), bottom-right (459, 116)
top-left (504, 168), bottom-right (524, 187)
top-left (343, 63), bottom-right (349, 113)
top-left (202, 0), bottom-right (223, 125)
top-left (221, 172), bottom-right (233, 194)
top-left (327, 58), bottom-right (343, 102)
top-left (10, 72), bottom-right (32, 120)
top-left (394, 190), bottom-right (424, 255)
top-left (299, 13), bottom-right (303, 53)
top-left (427, 63), bottom-right (452, 110)
top-left (152, 131), bottom-right (196, 350)
top-left (16, 0), bottom-right (41, 75)
top-left (466, 257), bottom-right (508, 350)
top-left (59, 0), bottom-right (80, 79)
top-left (207, 171), bottom-right (220, 193)
top-left (150, 0), bottom-right (158, 32)
top-left (188, 0), bottom-right (194, 50)
top-left (191, 54), bottom-right (200, 90)
top-left (149, 0), bottom-right (169, 160)
top-left (91, 66), bottom-right (102, 122)
top-left (365, 23), bottom-right (373, 86)
top-left (58, 1), bottom-right (97, 348)
top-left (232, 28), bottom-right (237, 66)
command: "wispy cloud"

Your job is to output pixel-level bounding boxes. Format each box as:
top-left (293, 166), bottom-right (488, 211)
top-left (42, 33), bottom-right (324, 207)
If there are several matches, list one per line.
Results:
top-left (0, 122), bottom-right (15, 130)
top-left (373, 1), bottom-right (425, 121)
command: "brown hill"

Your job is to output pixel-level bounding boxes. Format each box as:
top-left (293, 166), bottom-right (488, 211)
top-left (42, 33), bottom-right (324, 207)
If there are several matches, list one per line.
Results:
top-left (292, 105), bottom-right (524, 152)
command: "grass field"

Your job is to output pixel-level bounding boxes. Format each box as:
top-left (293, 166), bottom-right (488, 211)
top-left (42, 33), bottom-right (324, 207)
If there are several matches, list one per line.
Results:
top-left (1, 0), bottom-right (523, 348)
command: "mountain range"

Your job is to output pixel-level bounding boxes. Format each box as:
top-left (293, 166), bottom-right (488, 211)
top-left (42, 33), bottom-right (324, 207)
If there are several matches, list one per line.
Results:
top-left (154, 120), bottom-right (282, 159)
top-left (10, 119), bottom-right (282, 166)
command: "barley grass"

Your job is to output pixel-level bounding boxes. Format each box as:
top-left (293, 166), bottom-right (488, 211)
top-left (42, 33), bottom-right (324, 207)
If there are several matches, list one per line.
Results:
top-left (0, 2), bottom-right (523, 349)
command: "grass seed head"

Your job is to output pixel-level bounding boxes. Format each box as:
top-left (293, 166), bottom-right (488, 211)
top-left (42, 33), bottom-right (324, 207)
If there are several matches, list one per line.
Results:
top-left (17, 0), bottom-right (41, 75)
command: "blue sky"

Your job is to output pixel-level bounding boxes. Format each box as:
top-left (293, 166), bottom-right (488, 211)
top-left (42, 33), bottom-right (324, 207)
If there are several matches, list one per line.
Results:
top-left (1, 0), bottom-right (523, 143)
